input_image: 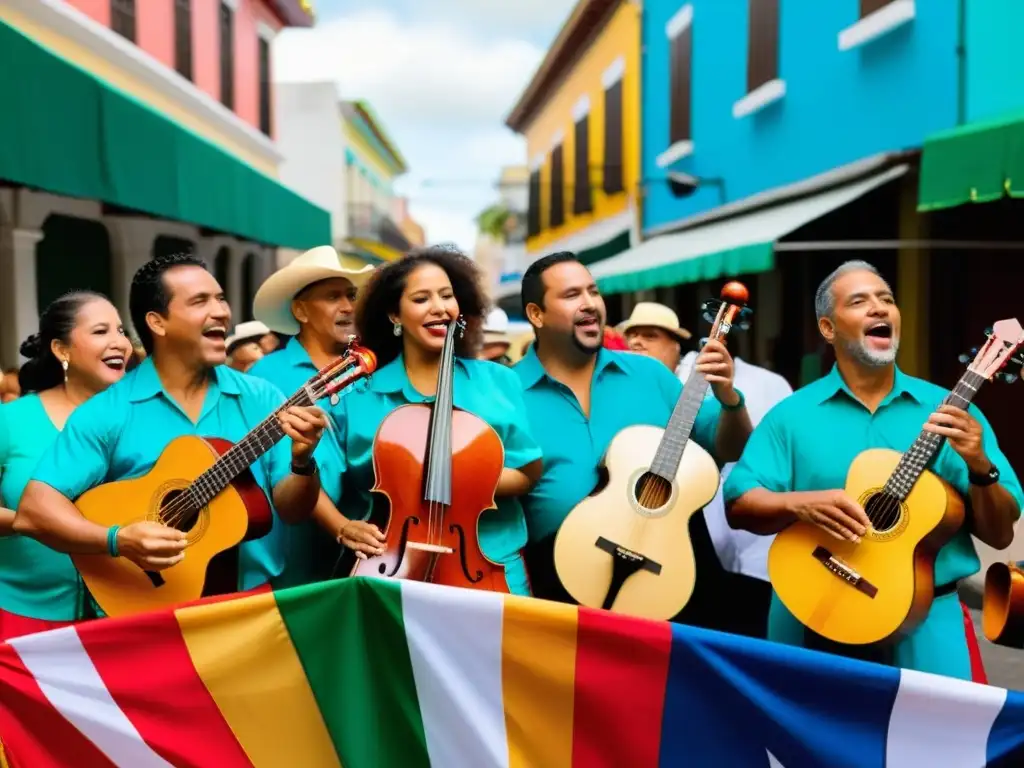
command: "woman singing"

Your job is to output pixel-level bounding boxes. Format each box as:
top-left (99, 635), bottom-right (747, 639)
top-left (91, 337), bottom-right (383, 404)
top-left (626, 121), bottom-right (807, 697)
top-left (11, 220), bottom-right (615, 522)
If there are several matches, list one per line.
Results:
top-left (0, 292), bottom-right (132, 640)
top-left (325, 246), bottom-right (543, 595)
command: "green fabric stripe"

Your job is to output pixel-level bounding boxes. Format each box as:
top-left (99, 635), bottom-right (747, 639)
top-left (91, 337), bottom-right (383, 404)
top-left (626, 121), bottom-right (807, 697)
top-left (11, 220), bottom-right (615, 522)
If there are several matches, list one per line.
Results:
top-left (596, 241), bottom-right (774, 295)
top-left (275, 579), bottom-right (431, 768)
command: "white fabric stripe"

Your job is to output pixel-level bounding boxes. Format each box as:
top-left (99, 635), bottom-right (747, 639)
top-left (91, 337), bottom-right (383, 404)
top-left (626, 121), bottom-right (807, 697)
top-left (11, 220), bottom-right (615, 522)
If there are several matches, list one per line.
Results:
top-left (766, 750), bottom-right (786, 767)
top-left (10, 628), bottom-right (174, 768)
top-left (885, 669), bottom-right (1006, 767)
top-left (401, 581), bottom-right (508, 768)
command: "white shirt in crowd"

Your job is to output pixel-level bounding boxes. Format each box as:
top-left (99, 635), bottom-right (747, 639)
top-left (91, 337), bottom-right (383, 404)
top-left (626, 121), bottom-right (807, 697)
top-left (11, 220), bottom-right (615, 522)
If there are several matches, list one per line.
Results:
top-left (677, 352), bottom-right (794, 581)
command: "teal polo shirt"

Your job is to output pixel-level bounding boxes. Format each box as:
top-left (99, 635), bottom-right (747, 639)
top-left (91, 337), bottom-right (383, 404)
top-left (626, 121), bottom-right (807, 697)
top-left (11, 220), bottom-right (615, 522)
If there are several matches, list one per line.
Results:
top-left (248, 337), bottom-right (347, 588)
top-left (723, 364), bottom-right (1024, 678)
top-left (30, 358), bottom-right (297, 593)
top-left (515, 347), bottom-right (722, 542)
top-left (325, 354), bottom-right (542, 595)
top-left (0, 396), bottom-right (84, 620)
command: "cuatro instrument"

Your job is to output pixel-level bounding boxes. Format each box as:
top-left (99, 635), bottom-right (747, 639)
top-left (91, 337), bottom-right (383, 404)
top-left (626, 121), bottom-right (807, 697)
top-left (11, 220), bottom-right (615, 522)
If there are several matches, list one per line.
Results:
top-left (71, 344), bottom-right (377, 618)
top-left (768, 318), bottom-right (1024, 646)
top-left (553, 282), bottom-right (752, 620)
top-left (351, 318), bottom-right (510, 593)
top-left (983, 561), bottom-right (1024, 648)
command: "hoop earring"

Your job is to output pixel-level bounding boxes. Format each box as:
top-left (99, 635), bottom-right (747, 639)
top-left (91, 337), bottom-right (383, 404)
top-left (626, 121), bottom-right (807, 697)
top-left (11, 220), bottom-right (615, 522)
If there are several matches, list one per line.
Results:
top-left (62, 359), bottom-right (69, 384)
top-left (392, 322), bottom-right (402, 337)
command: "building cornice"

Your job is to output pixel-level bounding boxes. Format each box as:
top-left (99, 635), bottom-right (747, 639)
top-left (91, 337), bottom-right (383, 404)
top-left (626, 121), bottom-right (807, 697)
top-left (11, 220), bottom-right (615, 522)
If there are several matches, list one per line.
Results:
top-left (9, 0), bottom-right (284, 166)
top-left (505, 0), bottom-right (620, 133)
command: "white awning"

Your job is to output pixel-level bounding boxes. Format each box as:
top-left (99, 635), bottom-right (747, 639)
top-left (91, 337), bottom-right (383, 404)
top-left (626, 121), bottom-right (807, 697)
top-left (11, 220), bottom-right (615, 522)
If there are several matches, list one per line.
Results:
top-left (591, 164), bottom-right (909, 294)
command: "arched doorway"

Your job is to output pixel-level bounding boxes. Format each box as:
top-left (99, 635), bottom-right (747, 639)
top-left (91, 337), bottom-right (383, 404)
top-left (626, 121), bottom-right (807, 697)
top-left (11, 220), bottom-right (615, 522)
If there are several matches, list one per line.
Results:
top-left (36, 215), bottom-right (113, 310)
top-left (153, 235), bottom-right (195, 260)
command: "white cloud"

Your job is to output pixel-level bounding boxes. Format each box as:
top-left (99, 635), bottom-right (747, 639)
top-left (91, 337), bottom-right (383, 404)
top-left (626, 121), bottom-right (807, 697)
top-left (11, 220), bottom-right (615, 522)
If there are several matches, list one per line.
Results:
top-left (272, 5), bottom-right (557, 252)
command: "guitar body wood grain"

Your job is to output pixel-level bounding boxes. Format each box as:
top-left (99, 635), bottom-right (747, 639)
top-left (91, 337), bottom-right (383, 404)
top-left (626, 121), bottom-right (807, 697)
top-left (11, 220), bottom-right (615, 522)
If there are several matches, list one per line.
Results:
top-left (70, 435), bottom-right (272, 618)
top-left (553, 424), bottom-right (720, 620)
top-left (768, 448), bottom-right (964, 646)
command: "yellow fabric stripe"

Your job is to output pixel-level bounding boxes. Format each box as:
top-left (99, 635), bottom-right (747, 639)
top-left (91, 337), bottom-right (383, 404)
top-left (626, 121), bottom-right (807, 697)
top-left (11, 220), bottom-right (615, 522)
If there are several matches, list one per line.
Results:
top-left (175, 593), bottom-right (341, 768)
top-left (501, 596), bottom-right (578, 768)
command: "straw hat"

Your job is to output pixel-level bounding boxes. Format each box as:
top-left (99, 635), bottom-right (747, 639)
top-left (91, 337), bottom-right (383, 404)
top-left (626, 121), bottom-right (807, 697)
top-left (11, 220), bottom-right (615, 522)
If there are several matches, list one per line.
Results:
top-left (253, 246), bottom-right (376, 335)
top-left (226, 320), bottom-right (271, 352)
top-left (618, 302), bottom-right (692, 344)
top-left (483, 307), bottom-right (511, 346)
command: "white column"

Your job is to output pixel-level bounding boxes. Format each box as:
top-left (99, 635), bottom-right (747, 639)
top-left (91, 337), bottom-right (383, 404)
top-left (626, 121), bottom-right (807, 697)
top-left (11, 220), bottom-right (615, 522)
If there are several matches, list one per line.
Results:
top-left (104, 218), bottom-right (158, 334)
top-left (0, 228), bottom-right (44, 368)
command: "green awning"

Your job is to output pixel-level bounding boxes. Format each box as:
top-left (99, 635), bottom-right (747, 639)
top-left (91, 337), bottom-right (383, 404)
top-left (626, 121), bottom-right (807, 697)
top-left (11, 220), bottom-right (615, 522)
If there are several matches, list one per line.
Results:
top-left (591, 165), bottom-right (908, 295)
top-left (918, 110), bottom-right (1024, 212)
top-left (0, 19), bottom-right (329, 250)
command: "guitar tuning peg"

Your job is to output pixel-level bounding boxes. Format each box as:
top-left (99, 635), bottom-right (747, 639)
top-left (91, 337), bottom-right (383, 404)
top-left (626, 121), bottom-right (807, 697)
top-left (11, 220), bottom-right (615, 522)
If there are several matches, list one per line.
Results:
top-left (985, 327), bottom-right (993, 337)
top-left (702, 311), bottom-right (717, 324)
top-left (735, 320), bottom-right (751, 331)
top-left (698, 336), bottom-right (710, 349)
top-left (958, 353), bottom-right (971, 364)
top-left (999, 372), bottom-right (1020, 384)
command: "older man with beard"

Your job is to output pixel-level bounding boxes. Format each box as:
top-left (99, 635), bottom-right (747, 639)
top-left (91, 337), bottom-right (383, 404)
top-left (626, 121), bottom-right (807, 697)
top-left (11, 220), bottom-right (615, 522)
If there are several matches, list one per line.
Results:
top-left (514, 251), bottom-right (753, 602)
top-left (248, 246), bottom-right (375, 588)
top-left (725, 259), bottom-right (1022, 680)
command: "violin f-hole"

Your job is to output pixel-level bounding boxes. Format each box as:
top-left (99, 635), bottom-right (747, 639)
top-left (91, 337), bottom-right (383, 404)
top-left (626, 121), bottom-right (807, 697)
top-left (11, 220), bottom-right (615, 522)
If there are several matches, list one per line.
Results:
top-left (449, 523), bottom-right (483, 584)
top-left (383, 516), bottom-right (420, 577)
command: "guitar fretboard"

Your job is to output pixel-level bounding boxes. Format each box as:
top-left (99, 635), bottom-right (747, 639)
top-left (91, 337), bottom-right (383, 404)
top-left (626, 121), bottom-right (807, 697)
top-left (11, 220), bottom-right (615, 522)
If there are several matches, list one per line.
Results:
top-left (883, 369), bottom-right (984, 500)
top-left (650, 367), bottom-right (711, 480)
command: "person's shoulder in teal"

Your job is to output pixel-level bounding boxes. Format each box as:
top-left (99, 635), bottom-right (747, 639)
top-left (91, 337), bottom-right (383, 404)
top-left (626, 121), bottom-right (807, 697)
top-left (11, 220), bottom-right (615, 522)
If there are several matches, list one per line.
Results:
top-left (0, 394), bottom-right (83, 621)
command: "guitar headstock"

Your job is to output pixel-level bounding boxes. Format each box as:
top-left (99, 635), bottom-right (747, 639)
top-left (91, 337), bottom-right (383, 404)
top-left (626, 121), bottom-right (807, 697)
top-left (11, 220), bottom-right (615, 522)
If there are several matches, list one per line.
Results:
top-left (957, 319), bottom-right (1024, 384)
top-left (315, 338), bottom-right (378, 400)
top-left (699, 281), bottom-right (753, 347)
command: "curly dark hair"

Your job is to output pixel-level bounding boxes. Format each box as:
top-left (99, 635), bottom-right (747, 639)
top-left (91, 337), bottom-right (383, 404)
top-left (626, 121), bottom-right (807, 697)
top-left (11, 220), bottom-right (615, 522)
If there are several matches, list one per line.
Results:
top-left (355, 245), bottom-right (486, 367)
top-left (130, 251), bottom-right (208, 354)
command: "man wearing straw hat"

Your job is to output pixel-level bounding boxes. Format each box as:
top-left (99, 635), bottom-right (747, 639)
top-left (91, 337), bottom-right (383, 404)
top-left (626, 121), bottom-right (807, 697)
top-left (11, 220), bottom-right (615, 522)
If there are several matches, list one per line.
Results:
top-left (620, 300), bottom-right (792, 638)
top-left (248, 246), bottom-right (381, 587)
top-left (226, 320), bottom-right (272, 372)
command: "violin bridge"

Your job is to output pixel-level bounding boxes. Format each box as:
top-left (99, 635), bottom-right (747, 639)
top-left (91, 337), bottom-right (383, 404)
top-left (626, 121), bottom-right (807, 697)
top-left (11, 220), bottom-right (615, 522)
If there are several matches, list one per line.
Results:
top-left (407, 542), bottom-right (454, 555)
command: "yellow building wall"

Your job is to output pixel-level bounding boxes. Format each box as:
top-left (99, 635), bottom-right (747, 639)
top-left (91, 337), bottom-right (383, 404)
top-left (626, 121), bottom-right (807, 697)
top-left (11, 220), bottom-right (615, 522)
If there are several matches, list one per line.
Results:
top-left (2, 6), bottom-right (277, 175)
top-left (342, 121), bottom-right (399, 185)
top-left (523, 1), bottom-right (640, 255)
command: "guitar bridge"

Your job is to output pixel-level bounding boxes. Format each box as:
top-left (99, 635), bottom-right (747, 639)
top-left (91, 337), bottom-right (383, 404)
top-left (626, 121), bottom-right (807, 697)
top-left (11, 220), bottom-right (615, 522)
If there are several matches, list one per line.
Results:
top-left (812, 546), bottom-right (877, 598)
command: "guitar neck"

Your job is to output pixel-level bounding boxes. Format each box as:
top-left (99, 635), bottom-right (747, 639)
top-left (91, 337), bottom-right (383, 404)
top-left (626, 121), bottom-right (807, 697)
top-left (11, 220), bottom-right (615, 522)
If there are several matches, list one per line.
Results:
top-left (650, 365), bottom-right (711, 479)
top-left (190, 387), bottom-right (315, 507)
top-left (883, 369), bottom-right (985, 500)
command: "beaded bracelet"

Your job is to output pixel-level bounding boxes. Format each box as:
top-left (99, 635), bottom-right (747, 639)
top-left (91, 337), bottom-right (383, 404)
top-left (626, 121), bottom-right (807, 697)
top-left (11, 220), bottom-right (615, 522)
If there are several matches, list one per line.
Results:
top-left (106, 525), bottom-right (121, 558)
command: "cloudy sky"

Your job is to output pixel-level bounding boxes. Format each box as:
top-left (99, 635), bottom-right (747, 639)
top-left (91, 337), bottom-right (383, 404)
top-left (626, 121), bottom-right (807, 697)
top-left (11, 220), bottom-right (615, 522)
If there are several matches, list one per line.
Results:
top-left (272, 0), bottom-right (576, 251)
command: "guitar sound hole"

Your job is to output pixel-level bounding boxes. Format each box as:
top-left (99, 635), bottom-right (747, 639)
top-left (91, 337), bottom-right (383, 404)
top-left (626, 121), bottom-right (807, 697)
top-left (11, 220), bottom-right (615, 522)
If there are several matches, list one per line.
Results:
top-left (634, 472), bottom-right (672, 511)
top-left (864, 492), bottom-right (901, 533)
top-left (160, 489), bottom-right (199, 533)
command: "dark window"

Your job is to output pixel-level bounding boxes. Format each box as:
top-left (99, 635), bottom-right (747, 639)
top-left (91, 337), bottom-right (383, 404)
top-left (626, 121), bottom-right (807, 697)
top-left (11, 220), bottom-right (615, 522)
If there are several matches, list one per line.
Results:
top-left (603, 81), bottom-right (624, 194)
top-left (174, 0), bottom-right (193, 81)
top-left (258, 37), bottom-right (272, 135)
top-left (669, 22), bottom-right (693, 144)
top-left (860, 0), bottom-right (893, 16)
top-left (573, 117), bottom-right (592, 215)
top-left (527, 170), bottom-right (542, 237)
top-left (241, 253), bottom-right (258, 321)
top-left (111, 0), bottom-right (136, 43)
top-left (219, 2), bottom-right (235, 110)
top-left (549, 145), bottom-right (565, 230)
top-left (747, 0), bottom-right (779, 92)
top-left (214, 247), bottom-right (230, 297)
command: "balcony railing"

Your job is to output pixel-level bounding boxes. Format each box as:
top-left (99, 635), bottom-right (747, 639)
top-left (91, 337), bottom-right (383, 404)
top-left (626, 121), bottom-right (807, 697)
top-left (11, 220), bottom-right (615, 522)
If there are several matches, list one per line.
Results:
top-left (347, 203), bottom-right (411, 253)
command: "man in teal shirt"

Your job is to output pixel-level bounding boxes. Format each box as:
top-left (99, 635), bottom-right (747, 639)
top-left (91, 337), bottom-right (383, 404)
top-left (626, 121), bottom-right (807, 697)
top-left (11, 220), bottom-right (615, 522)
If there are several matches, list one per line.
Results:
top-left (249, 245), bottom-right (375, 586)
top-left (724, 260), bottom-right (1022, 679)
top-left (514, 252), bottom-right (753, 603)
top-left (15, 253), bottom-right (329, 599)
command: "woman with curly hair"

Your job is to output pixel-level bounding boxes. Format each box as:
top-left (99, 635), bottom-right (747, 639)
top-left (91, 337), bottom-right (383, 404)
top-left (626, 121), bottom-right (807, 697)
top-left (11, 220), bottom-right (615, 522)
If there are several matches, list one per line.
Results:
top-left (0, 291), bottom-right (132, 640)
top-left (323, 245), bottom-right (543, 595)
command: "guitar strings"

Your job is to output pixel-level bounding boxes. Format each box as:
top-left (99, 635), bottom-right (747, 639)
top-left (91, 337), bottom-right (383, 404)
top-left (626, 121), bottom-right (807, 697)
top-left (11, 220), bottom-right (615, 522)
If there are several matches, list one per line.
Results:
top-left (158, 356), bottom-right (362, 532)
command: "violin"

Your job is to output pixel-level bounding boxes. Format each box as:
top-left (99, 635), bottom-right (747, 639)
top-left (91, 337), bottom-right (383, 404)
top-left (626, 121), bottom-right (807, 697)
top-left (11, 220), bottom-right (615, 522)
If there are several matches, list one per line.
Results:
top-left (351, 318), bottom-right (510, 592)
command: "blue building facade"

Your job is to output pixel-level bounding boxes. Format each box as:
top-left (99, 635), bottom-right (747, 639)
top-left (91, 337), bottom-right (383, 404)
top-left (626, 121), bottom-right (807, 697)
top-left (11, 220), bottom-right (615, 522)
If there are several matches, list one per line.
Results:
top-left (641, 0), bottom-right (973, 233)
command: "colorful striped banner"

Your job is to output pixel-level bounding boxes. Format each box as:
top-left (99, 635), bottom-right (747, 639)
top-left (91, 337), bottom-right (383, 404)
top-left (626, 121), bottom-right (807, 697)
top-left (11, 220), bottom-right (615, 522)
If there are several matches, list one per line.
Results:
top-left (1, 577), bottom-right (1023, 767)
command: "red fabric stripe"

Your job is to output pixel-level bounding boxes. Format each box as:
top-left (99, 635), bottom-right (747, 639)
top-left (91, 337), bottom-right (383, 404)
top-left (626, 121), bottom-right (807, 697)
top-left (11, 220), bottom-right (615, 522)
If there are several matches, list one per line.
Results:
top-left (0, 608), bottom-right (75, 643)
top-left (571, 607), bottom-right (672, 768)
top-left (0, 641), bottom-right (114, 768)
top-left (74, 608), bottom-right (254, 768)
top-left (961, 600), bottom-right (988, 685)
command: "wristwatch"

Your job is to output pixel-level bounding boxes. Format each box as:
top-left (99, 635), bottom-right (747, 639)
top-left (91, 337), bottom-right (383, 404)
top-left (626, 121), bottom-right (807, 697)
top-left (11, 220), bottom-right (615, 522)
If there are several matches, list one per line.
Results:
top-left (291, 457), bottom-right (319, 477)
top-left (969, 463), bottom-right (1000, 487)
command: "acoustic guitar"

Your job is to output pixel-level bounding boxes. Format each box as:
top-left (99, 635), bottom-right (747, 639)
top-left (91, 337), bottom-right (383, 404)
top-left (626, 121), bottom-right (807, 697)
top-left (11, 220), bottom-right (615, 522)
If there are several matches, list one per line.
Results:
top-left (768, 319), bottom-right (1024, 646)
top-left (70, 344), bottom-right (377, 618)
top-left (553, 282), bottom-right (752, 620)
top-left (983, 562), bottom-right (1024, 648)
